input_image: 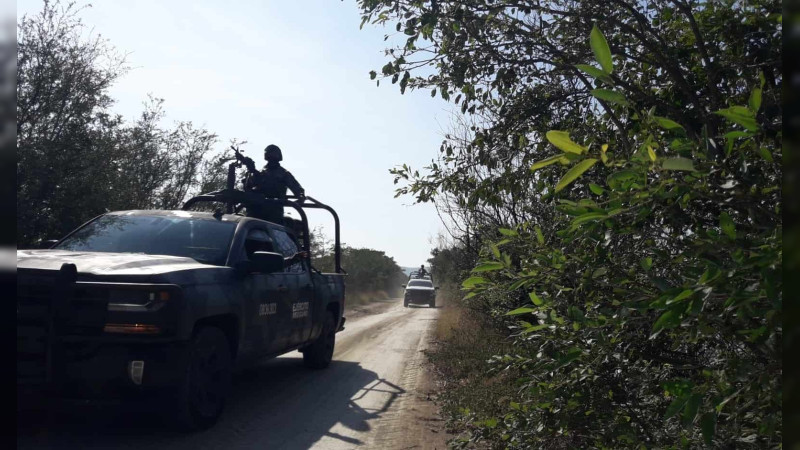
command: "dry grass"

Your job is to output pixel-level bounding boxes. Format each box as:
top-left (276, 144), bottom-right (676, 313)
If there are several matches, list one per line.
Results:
top-left (426, 284), bottom-right (520, 442)
top-left (434, 294), bottom-right (465, 342)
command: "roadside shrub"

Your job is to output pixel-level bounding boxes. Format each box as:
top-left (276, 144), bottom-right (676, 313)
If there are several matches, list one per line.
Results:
top-left (359, 0), bottom-right (781, 447)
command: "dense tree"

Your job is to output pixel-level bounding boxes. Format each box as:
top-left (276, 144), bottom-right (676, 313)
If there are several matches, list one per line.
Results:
top-left (17, 1), bottom-right (227, 246)
top-left (314, 243), bottom-right (407, 297)
top-left (360, 0), bottom-right (781, 447)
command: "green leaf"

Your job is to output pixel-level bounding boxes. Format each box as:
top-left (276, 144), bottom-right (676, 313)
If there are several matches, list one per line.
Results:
top-left (473, 262), bottom-right (504, 272)
top-left (662, 157), bottom-right (696, 172)
top-left (575, 64), bottom-right (613, 84)
top-left (590, 25), bottom-right (613, 74)
top-left (490, 244), bottom-right (501, 258)
top-left (683, 394), bottom-right (702, 425)
top-left (720, 212), bottom-right (736, 239)
top-left (529, 291), bottom-right (543, 306)
top-left (462, 276), bottom-right (487, 288)
top-left (759, 147), bottom-right (774, 163)
top-left (498, 228), bottom-right (518, 236)
top-left (555, 159), bottom-right (598, 192)
top-left (546, 130), bottom-right (587, 154)
top-left (591, 89), bottom-right (628, 106)
top-left (724, 131), bottom-right (752, 139)
top-left (647, 146), bottom-right (657, 162)
top-left (607, 170), bottom-right (643, 191)
top-left (701, 413), bottom-right (716, 445)
top-left (749, 88), bottom-right (762, 112)
top-left (652, 310), bottom-right (681, 333)
top-left (507, 306), bottom-right (536, 316)
top-left (715, 107), bottom-right (757, 131)
top-left (640, 257), bottom-right (653, 271)
top-left (665, 396), bottom-right (689, 419)
top-left (655, 116), bottom-right (684, 131)
top-left (570, 212), bottom-right (607, 229)
top-left (531, 154), bottom-right (569, 171)
top-left (535, 226), bottom-right (544, 244)
top-left (666, 289), bottom-right (693, 305)
top-left (369, 70), bottom-right (377, 80)
top-left (589, 183), bottom-right (605, 195)
top-left (522, 323), bottom-right (549, 333)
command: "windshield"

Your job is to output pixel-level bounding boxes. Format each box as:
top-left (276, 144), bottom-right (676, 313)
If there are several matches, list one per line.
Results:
top-left (55, 214), bottom-right (237, 266)
top-left (408, 280), bottom-right (433, 288)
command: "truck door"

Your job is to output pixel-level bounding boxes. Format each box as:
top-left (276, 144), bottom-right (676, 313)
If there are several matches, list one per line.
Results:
top-left (241, 227), bottom-right (293, 355)
top-left (269, 227), bottom-right (314, 346)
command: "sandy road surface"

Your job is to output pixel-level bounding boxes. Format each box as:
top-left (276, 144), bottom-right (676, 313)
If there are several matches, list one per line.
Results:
top-left (17, 299), bottom-right (448, 450)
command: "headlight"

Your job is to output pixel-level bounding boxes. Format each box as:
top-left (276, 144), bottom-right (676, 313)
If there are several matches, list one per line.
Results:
top-left (107, 289), bottom-right (171, 311)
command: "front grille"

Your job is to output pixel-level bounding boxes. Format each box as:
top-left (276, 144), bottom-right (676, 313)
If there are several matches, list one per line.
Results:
top-left (406, 290), bottom-right (431, 300)
top-left (17, 266), bottom-right (117, 386)
top-left (17, 275), bottom-right (59, 385)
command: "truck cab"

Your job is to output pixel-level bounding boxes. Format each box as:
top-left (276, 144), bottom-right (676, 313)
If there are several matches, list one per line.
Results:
top-left (17, 191), bottom-right (346, 431)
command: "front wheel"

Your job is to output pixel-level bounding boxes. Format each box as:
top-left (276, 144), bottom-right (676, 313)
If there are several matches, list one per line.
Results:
top-left (171, 326), bottom-right (232, 431)
top-left (303, 313), bottom-right (336, 369)
top-left (429, 298), bottom-right (435, 308)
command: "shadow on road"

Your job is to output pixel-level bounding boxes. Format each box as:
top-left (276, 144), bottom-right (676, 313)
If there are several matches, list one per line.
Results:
top-left (17, 356), bottom-right (404, 449)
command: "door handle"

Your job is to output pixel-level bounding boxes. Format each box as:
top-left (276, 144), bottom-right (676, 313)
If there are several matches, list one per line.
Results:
top-left (278, 285), bottom-right (288, 292)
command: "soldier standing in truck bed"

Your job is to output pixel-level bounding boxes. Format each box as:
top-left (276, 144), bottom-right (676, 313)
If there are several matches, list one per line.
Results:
top-left (244, 144), bottom-right (305, 225)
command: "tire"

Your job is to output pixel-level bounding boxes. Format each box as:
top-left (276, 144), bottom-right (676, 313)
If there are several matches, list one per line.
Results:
top-left (171, 327), bottom-right (232, 431)
top-left (429, 298), bottom-right (435, 308)
top-left (303, 313), bottom-right (336, 369)
top-left (403, 299), bottom-right (409, 307)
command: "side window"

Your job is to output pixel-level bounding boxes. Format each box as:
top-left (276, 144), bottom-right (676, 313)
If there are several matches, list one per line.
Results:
top-left (244, 228), bottom-right (274, 261)
top-left (270, 229), bottom-right (304, 273)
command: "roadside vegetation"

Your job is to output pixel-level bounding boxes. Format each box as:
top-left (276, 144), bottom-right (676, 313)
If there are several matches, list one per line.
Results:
top-left (429, 282), bottom-right (521, 445)
top-left (312, 228), bottom-right (408, 304)
top-left (359, 0), bottom-right (782, 448)
top-left (17, 0), bottom-right (232, 247)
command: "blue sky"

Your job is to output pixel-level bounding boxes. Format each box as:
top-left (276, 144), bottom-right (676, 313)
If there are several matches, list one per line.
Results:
top-left (18, 0), bottom-right (451, 267)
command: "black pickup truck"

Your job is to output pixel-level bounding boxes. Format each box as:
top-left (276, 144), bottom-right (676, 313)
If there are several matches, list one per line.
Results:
top-left (17, 191), bottom-right (346, 430)
top-left (402, 277), bottom-right (438, 308)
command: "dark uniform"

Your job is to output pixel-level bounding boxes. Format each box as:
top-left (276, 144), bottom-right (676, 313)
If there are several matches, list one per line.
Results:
top-left (244, 144), bottom-right (305, 225)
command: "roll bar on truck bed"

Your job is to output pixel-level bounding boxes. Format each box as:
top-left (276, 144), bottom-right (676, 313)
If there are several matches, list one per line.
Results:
top-left (182, 190), bottom-right (344, 275)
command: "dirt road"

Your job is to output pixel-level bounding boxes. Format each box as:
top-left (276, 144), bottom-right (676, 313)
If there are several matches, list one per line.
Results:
top-left (17, 298), bottom-right (448, 450)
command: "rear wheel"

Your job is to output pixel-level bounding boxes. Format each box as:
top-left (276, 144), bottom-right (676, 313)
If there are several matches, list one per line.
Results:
top-left (171, 326), bottom-right (232, 431)
top-left (303, 313), bottom-right (336, 369)
top-left (429, 298), bottom-right (435, 308)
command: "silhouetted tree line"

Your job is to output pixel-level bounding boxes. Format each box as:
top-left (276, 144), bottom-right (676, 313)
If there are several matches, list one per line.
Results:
top-left (311, 229), bottom-right (406, 297)
top-left (17, 0), bottom-right (229, 247)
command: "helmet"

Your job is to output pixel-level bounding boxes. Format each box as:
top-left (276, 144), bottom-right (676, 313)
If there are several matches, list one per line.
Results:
top-left (265, 144), bottom-right (283, 162)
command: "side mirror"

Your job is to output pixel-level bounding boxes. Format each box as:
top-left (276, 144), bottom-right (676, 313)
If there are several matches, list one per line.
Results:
top-left (39, 239), bottom-right (59, 249)
top-left (251, 251), bottom-right (285, 273)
